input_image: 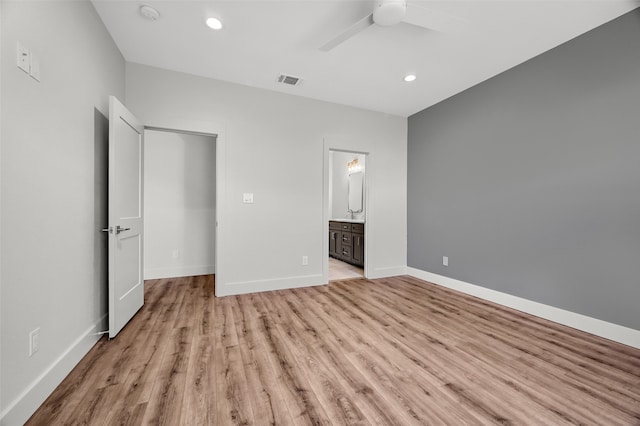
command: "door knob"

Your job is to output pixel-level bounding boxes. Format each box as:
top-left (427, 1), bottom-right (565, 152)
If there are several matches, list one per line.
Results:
top-left (115, 225), bottom-right (131, 234)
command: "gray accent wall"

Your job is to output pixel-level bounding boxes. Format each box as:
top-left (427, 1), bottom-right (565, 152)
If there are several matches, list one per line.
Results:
top-left (407, 9), bottom-right (640, 330)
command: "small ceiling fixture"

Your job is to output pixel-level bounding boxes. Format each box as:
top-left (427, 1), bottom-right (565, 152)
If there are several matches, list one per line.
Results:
top-left (206, 17), bottom-right (223, 30)
top-left (404, 74), bottom-right (417, 82)
top-left (139, 5), bottom-right (160, 21)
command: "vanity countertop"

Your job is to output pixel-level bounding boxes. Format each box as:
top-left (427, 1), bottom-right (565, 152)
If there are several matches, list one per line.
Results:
top-left (330, 219), bottom-right (365, 224)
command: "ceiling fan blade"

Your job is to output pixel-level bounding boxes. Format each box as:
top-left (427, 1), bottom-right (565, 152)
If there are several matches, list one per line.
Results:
top-left (404, 4), bottom-right (466, 33)
top-left (319, 14), bottom-right (374, 52)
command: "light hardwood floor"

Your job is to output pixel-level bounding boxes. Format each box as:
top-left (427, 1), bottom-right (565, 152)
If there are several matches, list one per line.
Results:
top-left (27, 275), bottom-right (640, 425)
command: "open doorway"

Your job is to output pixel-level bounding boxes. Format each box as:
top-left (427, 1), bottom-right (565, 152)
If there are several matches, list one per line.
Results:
top-left (143, 129), bottom-right (217, 281)
top-left (328, 150), bottom-right (366, 281)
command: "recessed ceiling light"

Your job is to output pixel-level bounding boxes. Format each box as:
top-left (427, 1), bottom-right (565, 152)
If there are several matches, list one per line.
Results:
top-left (139, 5), bottom-right (160, 21)
top-left (404, 74), bottom-right (417, 82)
top-left (206, 17), bottom-right (223, 30)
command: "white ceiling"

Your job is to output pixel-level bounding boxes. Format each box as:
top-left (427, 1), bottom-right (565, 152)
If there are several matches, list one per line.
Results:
top-left (92, 1), bottom-right (639, 117)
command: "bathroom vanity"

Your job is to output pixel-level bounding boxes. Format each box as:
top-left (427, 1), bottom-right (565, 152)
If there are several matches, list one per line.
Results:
top-left (329, 220), bottom-right (364, 267)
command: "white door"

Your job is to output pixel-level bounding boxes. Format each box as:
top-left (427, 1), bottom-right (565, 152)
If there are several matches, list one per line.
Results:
top-left (107, 96), bottom-right (144, 339)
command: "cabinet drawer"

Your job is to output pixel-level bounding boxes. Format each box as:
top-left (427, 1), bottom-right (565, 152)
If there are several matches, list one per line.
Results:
top-left (351, 223), bottom-right (364, 234)
top-left (340, 245), bottom-right (352, 259)
top-left (329, 221), bottom-right (351, 231)
top-left (340, 232), bottom-right (352, 246)
top-left (329, 221), bottom-right (343, 230)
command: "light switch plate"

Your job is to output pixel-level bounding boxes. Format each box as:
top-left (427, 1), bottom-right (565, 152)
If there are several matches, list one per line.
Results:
top-left (17, 42), bottom-right (30, 74)
top-left (243, 193), bottom-right (254, 204)
top-left (443, 256), bottom-right (449, 267)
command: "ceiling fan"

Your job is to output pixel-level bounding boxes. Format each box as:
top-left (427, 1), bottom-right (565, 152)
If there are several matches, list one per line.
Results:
top-left (320, 0), bottom-right (465, 52)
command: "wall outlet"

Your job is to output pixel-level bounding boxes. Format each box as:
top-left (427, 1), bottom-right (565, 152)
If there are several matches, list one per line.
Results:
top-left (302, 255), bottom-right (309, 266)
top-left (29, 328), bottom-right (40, 356)
top-left (443, 256), bottom-right (449, 267)
top-left (172, 249), bottom-right (180, 259)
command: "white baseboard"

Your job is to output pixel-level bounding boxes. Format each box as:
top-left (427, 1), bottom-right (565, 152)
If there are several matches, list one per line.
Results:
top-left (216, 273), bottom-right (326, 297)
top-left (407, 268), bottom-right (640, 350)
top-left (144, 265), bottom-right (215, 280)
top-left (0, 315), bottom-right (108, 426)
top-left (368, 265), bottom-right (407, 279)
top-left (216, 264), bottom-right (409, 297)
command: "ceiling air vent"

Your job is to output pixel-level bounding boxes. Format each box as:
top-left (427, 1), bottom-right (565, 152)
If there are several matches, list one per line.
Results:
top-left (277, 74), bottom-right (303, 86)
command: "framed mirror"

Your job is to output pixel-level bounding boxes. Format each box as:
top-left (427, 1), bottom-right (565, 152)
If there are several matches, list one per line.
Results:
top-left (348, 171), bottom-right (364, 213)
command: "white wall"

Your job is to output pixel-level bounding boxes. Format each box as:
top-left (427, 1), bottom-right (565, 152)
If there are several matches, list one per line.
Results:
top-left (144, 130), bottom-right (216, 279)
top-left (330, 151), bottom-right (365, 221)
top-left (0, 1), bottom-right (125, 424)
top-left (126, 63), bottom-right (407, 295)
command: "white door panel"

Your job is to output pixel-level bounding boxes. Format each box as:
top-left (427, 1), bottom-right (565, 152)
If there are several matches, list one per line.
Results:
top-left (108, 96), bottom-right (144, 339)
top-left (114, 120), bottom-right (142, 218)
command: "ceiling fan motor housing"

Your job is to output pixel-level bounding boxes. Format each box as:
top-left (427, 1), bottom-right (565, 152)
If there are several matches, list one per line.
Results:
top-left (373, 0), bottom-right (407, 26)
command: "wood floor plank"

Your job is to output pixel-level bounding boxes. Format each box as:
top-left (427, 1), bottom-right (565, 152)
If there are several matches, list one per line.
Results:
top-left (250, 292), bottom-right (334, 425)
top-left (26, 275), bottom-right (640, 426)
top-left (212, 296), bottom-right (257, 425)
top-left (179, 334), bottom-right (214, 425)
top-left (231, 295), bottom-right (296, 425)
top-left (140, 325), bottom-right (192, 425)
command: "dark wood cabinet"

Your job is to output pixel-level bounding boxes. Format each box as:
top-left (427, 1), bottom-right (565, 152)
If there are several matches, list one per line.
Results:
top-left (329, 221), bottom-right (364, 267)
top-left (352, 231), bottom-right (364, 265)
top-left (329, 227), bottom-right (339, 258)
top-left (328, 221), bottom-right (343, 260)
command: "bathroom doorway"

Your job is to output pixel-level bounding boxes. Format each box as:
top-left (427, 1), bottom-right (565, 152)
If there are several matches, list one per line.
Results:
top-left (328, 150), bottom-right (366, 281)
